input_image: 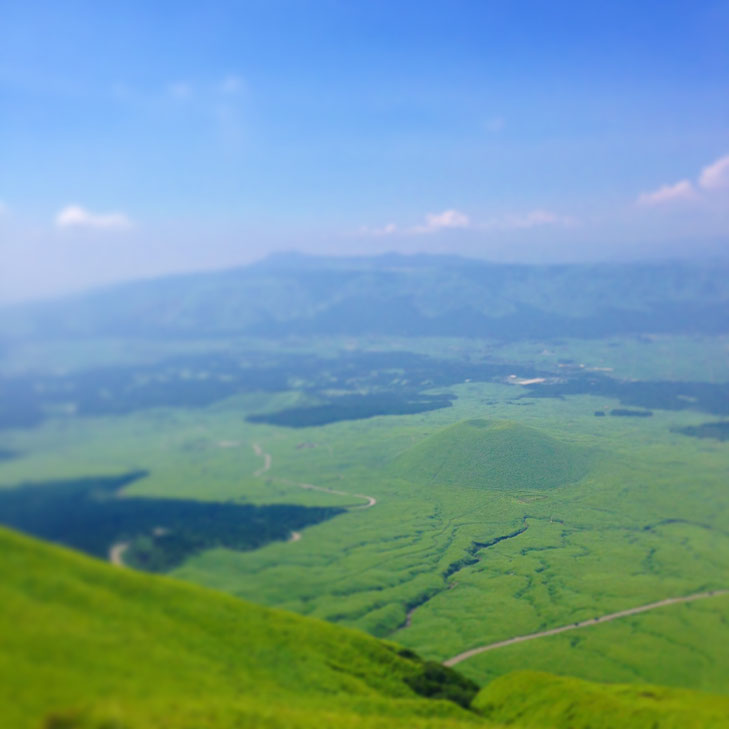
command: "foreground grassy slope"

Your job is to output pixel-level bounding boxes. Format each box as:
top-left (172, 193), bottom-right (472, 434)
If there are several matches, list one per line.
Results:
top-left (392, 419), bottom-right (592, 491)
top-left (474, 671), bottom-right (729, 729)
top-left (0, 526), bottom-right (485, 729)
top-left (3, 527), bottom-right (729, 729)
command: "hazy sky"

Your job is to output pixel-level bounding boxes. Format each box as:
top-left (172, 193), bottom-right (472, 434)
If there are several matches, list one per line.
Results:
top-left (1, 0), bottom-right (728, 302)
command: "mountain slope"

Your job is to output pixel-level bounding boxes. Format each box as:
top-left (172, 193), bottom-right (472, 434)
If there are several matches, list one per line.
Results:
top-left (2, 527), bottom-right (729, 728)
top-left (474, 671), bottom-right (729, 729)
top-left (392, 419), bottom-right (592, 491)
top-left (3, 254), bottom-right (728, 340)
top-left (0, 526), bottom-right (484, 729)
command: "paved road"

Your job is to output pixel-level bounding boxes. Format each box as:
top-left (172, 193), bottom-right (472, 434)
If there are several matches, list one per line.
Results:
top-left (444, 589), bottom-right (729, 666)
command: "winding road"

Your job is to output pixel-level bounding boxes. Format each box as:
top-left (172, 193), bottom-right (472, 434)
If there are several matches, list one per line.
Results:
top-left (252, 444), bottom-right (272, 477)
top-left (444, 589), bottom-right (729, 666)
top-left (252, 444), bottom-right (377, 510)
top-left (110, 440), bottom-right (728, 667)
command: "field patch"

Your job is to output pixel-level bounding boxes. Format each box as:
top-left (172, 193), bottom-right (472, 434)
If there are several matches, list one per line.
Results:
top-left (674, 421), bottom-right (729, 442)
top-left (525, 376), bottom-right (729, 416)
top-left (0, 473), bottom-right (343, 571)
top-left (247, 392), bottom-right (454, 427)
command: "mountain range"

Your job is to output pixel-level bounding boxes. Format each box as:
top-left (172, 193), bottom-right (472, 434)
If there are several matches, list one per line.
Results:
top-left (3, 253), bottom-right (729, 341)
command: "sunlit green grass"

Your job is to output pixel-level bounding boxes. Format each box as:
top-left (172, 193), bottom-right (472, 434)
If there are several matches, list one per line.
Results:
top-left (474, 670), bottom-right (729, 729)
top-left (3, 526), bottom-right (729, 729)
top-left (1, 336), bottom-right (728, 696)
top-left (0, 526), bottom-right (489, 729)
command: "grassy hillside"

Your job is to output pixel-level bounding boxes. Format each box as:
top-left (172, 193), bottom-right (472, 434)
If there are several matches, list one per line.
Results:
top-left (0, 526), bottom-right (484, 729)
top-left (3, 527), bottom-right (729, 729)
top-left (474, 671), bottom-right (729, 729)
top-left (392, 419), bottom-right (592, 491)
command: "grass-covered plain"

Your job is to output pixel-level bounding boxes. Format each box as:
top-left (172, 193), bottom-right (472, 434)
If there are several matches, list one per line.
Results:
top-left (1, 334), bottom-right (728, 695)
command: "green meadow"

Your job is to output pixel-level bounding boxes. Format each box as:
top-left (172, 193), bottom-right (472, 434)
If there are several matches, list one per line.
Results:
top-left (0, 527), bottom-right (484, 729)
top-left (1, 333), bottom-right (728, 697)
top-left (6, 525), bottom-right (729, 729)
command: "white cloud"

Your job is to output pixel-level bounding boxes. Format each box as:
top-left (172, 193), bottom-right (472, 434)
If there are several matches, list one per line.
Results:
top-left (0, 201), bottom-right (8, 217)
top-left (636, 152), bottom-right (729, 209)
top-left (489, 209), bottom-right (576, 229)
top-left (699, 154), bottom-right (729, 190)
top-left (357, 222), bottom-right (398, 236)
top-left (636, 179), bottom-right (696, 206)
top-left (55, 205), bottom-right (132, 231)
top-left (360, 207), bottom-right (575, 237)
top-left (413, 209), bottom-right (471, 234)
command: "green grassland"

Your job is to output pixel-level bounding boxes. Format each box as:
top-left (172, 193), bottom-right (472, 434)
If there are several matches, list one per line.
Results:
top-left (474, 671), bottom-right (729, 729)
top-left (1, 334), bottom-right (728, 698)
top-left (4, 525), bottom-right (729, 729)
top-left (492, 334), bottom-right (729, 384)
top-left (456, 593), bottom-right (729, 692)
top-left (391, 419), bottom-right (593, 491)
top-left (0, 526), bottom-right (484, 729)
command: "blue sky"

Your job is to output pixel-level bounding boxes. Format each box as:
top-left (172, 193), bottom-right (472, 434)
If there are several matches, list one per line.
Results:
top-left (1, 0), bottom-right (728, 301)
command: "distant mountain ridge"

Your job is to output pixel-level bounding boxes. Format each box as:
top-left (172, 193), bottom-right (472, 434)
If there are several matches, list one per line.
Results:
top-left (3, 253), bottom-right (728, 340)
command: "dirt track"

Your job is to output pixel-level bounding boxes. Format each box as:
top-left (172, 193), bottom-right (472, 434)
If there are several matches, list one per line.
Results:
top-left (252, 444), bottom-right (376, 510)
top-left (109, 541), bottom-right (129, 567)
top-left (252, 444), bottom-right (272, 477)
top-left (444, 589), bottom-right (729, 666)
